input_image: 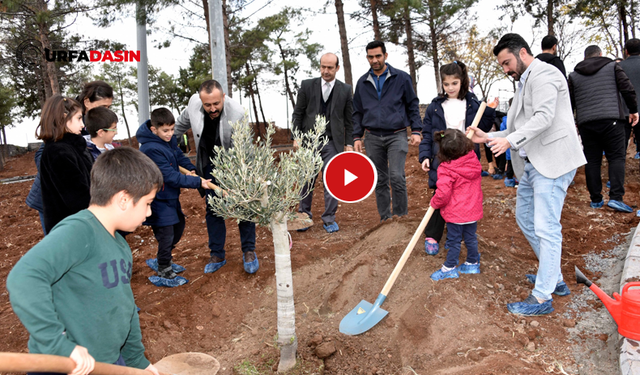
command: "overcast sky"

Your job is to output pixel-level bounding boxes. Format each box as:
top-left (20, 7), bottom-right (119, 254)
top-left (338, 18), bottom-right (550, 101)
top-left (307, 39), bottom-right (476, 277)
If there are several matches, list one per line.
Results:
top-left (6, 0), bottom-right (587, 146)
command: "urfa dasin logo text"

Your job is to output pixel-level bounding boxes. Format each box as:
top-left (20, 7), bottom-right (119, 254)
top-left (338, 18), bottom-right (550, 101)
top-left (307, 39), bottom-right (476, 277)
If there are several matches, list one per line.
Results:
top-left (44, 49), bottom-right (141, 62)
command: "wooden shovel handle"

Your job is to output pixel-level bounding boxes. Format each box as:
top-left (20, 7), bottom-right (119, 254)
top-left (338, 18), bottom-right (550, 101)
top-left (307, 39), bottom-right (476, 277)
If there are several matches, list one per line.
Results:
top-left (0, 352), bottom-right (154, 375)
top-left (379, 103), bottom-right (486, 297)
top-left (178, 166), bottom-right (222, 192)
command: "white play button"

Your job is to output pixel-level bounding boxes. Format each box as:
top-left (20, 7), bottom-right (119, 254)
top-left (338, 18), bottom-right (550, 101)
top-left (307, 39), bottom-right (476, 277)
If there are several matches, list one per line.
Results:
top-left (344, 169), bottom-right (358, 186)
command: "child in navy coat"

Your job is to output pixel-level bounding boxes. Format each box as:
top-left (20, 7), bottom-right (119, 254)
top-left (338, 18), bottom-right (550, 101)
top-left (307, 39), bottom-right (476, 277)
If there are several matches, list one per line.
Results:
top-left (137, 108), bottom-right (209, 286)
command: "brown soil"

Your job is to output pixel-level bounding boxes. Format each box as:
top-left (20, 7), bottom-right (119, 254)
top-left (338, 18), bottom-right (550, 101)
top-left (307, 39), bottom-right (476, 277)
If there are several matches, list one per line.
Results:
top-left (0, 130), bottom-right (637, 375)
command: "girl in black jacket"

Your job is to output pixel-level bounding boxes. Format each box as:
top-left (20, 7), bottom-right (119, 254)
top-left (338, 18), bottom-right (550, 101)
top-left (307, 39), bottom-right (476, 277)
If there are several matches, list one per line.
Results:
top-left (37, 95), bottom-right (94, 233)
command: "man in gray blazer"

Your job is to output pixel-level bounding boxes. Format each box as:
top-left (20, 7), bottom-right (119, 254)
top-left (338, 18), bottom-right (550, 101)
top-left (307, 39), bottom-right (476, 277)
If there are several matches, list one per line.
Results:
top-left (292, 52), bottom-right (353, 233)
top-left (469, 34), bottom-right (586, 317)
top-left (175, 80), bottom-right (259, 275)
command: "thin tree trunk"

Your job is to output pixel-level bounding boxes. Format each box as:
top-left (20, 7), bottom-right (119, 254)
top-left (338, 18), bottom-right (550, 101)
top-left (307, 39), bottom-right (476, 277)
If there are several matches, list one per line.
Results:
top-left (371, 0), bottom-right (381, 40)
top-left (632, 0), bottom-right (637, 38)
top-left (222, 0), bottom-right (233, 96)
top-left (547, 0), bottom-right (554, 36)
top-left (38, 29), bottom-right (59, 96)
top-left (620, 0), bottom-right (630, 49)
top-left (249, 61), bottom-right (268, 129)
top-left (404, 4), bottom-right (417, 94)
top-left (245, 63), bottom-right (261, 137)
top-left (277, 43), bottom-right (296, 109)
top-left (335, 0), bottom-right (353, 87)
top-left (202, 0), bottom-right (212, 55)
top-left (117, 77), bottom-right (132, 146)
top-left (270, 211), bottom-right (297, 373)
top-left (428, 5), bottom-right (441, 93)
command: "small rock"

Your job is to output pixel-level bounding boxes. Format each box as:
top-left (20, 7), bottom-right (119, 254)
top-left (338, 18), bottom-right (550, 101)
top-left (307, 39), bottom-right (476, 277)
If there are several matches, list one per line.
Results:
top-left (527, 329), bottom-right (538, 340)
top-left (530, 320), bottom-right (540, 328)
top-left (196, 325), bottom-right (204, 330)
top-left (315, 342), bottom-right (336, 359)
top-left (517, 335), bottom-right (529, 347)
top-left (309, 334), bottom-right (323, 347)
top-left (468, 351), bottom-right (481, 362)
top-left (488, 290), bottom-right (495, 295)
top-left (486, 284), bottom-right (494, 289)
top-left (387, 354), bottom-right (392, 358)
top-left (163, 320), bottom-right (173, 329)
top-left (598, 334), bottom-right (608, 342)
top-left (563, 319), bottom-right (576, 328)
top-left (497, 283), bottom-right (504, 291)
top-left (374, 354), bottom-right (380, 359)
top-left (211, 306), bottom-right (221, 317)
top-left (525, 342), bottom-right (536, 352)
top-left (478, 349), bottom-right (490, 357)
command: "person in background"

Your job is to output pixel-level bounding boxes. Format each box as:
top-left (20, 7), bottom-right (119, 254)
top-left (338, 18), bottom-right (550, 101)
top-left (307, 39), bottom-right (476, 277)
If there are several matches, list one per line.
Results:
top-left (619, 38), bottom-right (640, 160)
top-left (568, 45), bottom-right (639, 213)
top-left (352, 40), bottom-right (422, 222)
top-left (536, 35), bottom-right (567, 77)
top-left (25, 144), bottom-right (46, 235)
top-left (77, 81), bottom-right (114, 135)
top-left (292, 52), bottom-right (353, 233)
top-left (84, 107), bottom-right (118, 160)
top-left (38, 95), bottom-right (93, 233)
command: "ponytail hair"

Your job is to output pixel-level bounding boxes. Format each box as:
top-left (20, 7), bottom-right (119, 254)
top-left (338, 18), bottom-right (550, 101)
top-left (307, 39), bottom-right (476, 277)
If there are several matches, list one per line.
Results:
top-left (36, 94), bottom-right (82, 142)
top-left (77, 81), bottom-right (114, 114)
top-left (439, 61), bottom-right (470, 99)
top-left (434, 128), bottom-right (474, 163)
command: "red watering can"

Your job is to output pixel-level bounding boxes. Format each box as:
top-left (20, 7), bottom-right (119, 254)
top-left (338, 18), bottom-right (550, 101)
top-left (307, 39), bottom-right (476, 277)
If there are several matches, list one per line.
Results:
top-left (576, 266), bottom-right (640, 340)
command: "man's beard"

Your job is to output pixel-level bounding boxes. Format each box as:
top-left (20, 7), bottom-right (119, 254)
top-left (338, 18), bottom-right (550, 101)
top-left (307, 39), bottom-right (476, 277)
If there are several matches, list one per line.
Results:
top-left (507, 55), bottom-right (527, 81)
top-left (207, 106), bottom-right (223, 119)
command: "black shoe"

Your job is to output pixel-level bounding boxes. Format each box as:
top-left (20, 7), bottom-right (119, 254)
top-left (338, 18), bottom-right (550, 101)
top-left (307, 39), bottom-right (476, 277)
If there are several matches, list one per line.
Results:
top-left (244, 251), bottom-right (256, 263)
top-left (157, 265), bottom-right (177, 279)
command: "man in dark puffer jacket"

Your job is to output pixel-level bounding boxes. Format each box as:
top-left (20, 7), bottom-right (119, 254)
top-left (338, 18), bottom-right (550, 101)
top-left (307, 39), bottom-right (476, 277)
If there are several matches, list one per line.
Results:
top-left (569, 45), bottom-right (639, 212)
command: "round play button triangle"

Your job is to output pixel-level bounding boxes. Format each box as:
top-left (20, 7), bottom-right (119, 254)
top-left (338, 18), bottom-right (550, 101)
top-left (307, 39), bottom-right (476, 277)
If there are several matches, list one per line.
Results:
top-left (344, 169), bottom-right (358, 186)
top-left (324, 152), bottom-right (377, 203)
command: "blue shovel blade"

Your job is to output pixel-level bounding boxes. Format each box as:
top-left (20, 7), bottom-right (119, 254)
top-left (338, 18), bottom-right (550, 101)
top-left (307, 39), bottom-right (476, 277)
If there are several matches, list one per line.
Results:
top-left (339, 294), bottom-right (388, 335)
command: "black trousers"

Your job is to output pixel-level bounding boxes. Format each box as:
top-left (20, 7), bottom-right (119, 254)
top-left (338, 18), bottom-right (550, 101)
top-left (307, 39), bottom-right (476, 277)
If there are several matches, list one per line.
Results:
top-left (152, 212), bottom-right (186, 268)
top-left (506, 160), bottom-right (515, 179)
top-left (578, 119), bottom-right (626, 202)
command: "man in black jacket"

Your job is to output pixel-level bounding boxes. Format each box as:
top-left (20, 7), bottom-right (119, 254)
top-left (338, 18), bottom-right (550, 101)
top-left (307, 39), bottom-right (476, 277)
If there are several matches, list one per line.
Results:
top-left (536, 35), bottom-right (567, 77)
top-left (569, 45), bottom-right (639, 212)
top-left (619, 38), bottom-right (640, 159)
top-left (292, 53), bottom-right (353, 233)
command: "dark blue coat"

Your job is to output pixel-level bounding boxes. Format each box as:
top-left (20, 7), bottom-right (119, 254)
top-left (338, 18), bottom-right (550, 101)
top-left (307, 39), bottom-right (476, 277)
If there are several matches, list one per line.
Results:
top-left (137, 120), bottom-right (201, 227)
top-left (25, 143), bottom-right (44, 212)
top-left (419, 92), bottom-right (495, 188)
top-left (352, 63), bottom-right (422, 139)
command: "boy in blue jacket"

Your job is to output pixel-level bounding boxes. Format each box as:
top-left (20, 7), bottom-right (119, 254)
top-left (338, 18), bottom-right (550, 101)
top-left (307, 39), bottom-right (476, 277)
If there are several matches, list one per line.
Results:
top-left (137, 108), bottom-right (209, 285)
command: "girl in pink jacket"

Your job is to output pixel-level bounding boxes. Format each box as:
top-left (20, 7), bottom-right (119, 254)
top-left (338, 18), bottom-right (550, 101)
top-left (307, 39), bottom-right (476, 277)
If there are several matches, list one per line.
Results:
top-left (429, 129), bottom-right (483, 281)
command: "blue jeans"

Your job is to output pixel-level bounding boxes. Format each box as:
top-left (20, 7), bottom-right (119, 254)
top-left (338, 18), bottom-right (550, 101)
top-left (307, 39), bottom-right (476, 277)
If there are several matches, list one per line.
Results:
top-left (444, 222), bottom-right (479, 268)
top-left (363, 131), bottom-right (409, 220)
top-left (203, 164), bottom-right (256, 259)
top-left (516, 162), bottom-right (576, 301)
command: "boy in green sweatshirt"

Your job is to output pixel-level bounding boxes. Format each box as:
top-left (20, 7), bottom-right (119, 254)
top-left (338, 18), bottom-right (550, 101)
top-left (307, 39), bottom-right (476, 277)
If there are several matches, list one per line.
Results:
top-left (7, 147), bottom-right (164, 375)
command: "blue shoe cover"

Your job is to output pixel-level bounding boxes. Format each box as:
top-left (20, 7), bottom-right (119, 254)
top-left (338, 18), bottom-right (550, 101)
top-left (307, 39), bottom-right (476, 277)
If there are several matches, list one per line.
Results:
top-left (459, 262), bottom-right (481, 274)
top-left (481, 171), bottom-right (490, 177)
top-left (148, 275), bottom-right (188, 287)
top-left (323, 222), bottom-right (339, 233)
top-left (492, 173), bottom-right (504, 180)
top-left (430, 267), bottom-right (459, 281)
top-left (425, 239), bottom-right (439, 255)
top-left (525, 274), bottom-right (571, 296)
top-left (606, 181), bottom-right (611, 189)
top-left (507, 294), bottom-right (554, 316)
top-left (635, 152), bottom-right (640, 160)
top-left (204, 259), bottom-right (227, 274)
top-left (243, 253), bottom-right (259, 274)
top-left (607, 200), bottom-right (633, 213)
top-left (146, 258), bottom-right (185, 273)
top-left (590, 201), bottom-right (604, 209)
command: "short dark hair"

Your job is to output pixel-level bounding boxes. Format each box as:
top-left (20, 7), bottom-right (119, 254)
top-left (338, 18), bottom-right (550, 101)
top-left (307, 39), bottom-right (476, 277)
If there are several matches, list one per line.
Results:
top-left (36, 95), bottom-right (82, 142)
top-left (493, 33), bottom-right (532, 57)
top-left (150, 108), bottom-right (175, 129)
top-left (320, 53), bottom-right (340, 67)
top-left (199, 80), bottom-right (224, 94)
top-left (434, 129), bottom-right (474, 163)
top-left (85, 107), bottom-right (118, 138)
top-left (77, 81), bottom-right (114, 114)
top-left (439, 61), bottom-right (470, 99)
top-left (585, 45), bottom-right (602, 59)
top-left (541, 35), bottom-right (558, 50)
top-left (366, 40), bottom-right (386, 54)
top-left (626, 38), bottom-right (640, 55)
top-left (90, 147), bottom-right (163, 206)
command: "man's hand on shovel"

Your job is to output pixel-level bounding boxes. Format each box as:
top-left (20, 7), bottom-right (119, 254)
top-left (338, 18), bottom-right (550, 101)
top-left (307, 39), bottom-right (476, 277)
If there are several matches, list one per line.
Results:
top-left (69, 346), bottom-right (94, 375)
